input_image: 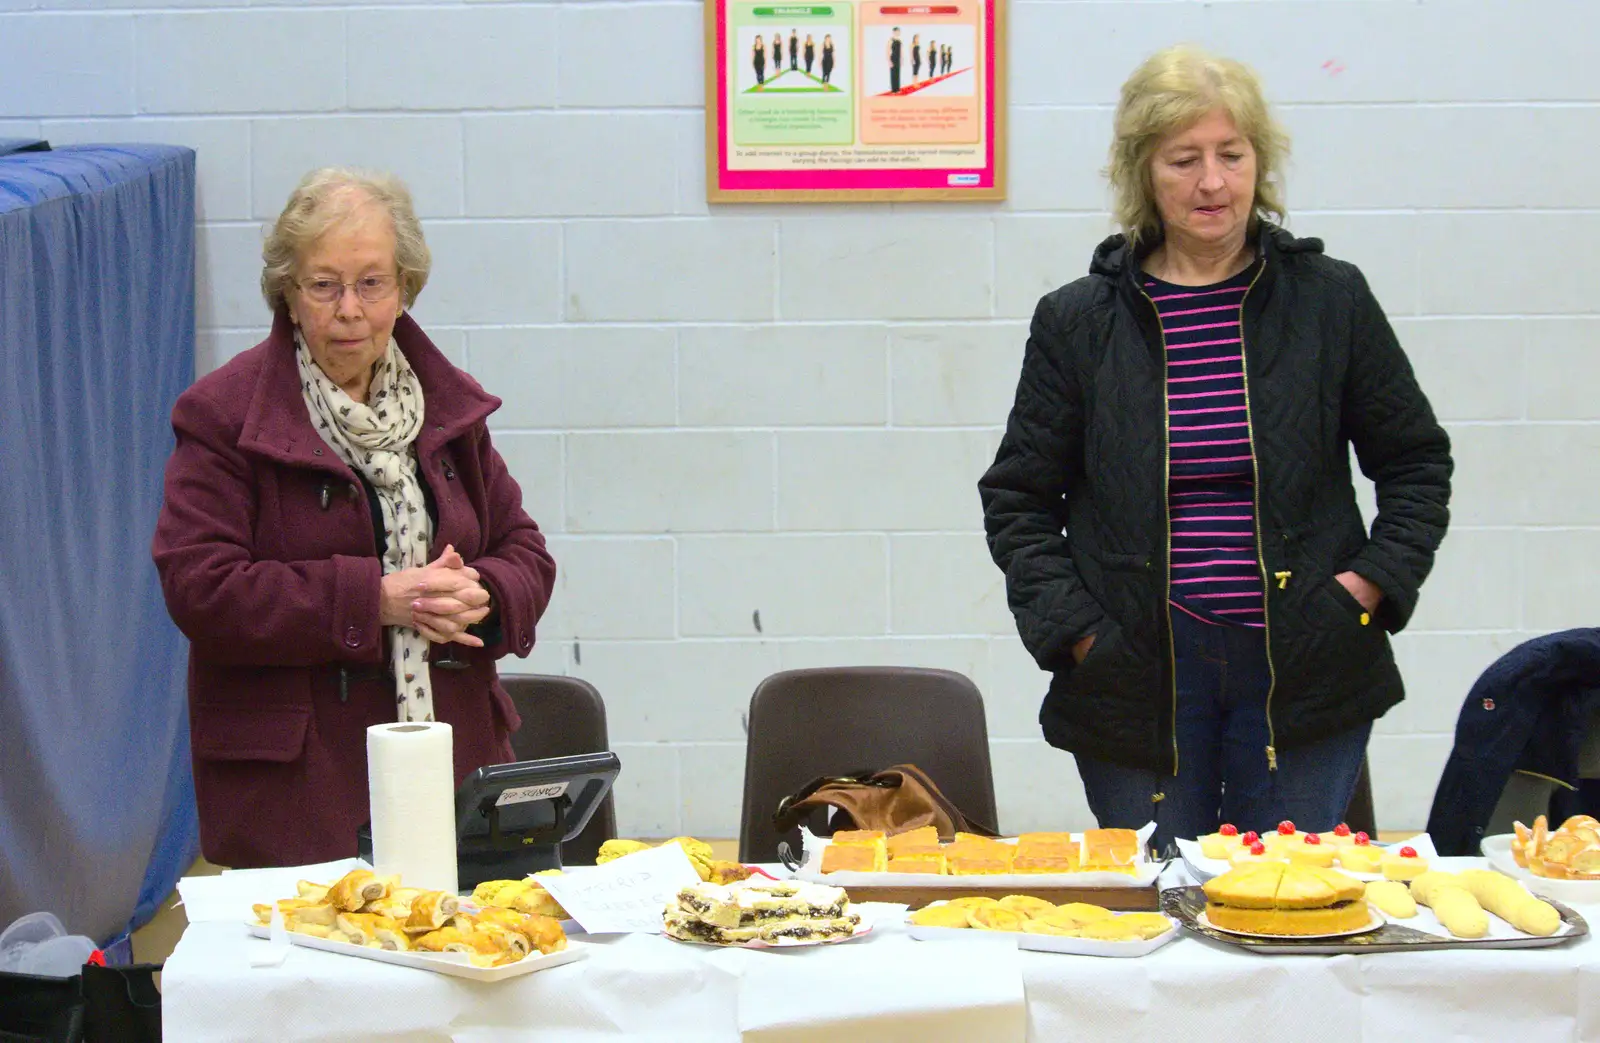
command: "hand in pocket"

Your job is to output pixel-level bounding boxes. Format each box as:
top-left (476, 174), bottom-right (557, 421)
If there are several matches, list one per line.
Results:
top-left (1333, 571), bottom-right (1383, 614)
top-left (1071, 632), bottom-right (1097, 664)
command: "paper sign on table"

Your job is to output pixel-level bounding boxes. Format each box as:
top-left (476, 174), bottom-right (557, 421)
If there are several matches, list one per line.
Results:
top-left (537, 841), bottom-right (704, 934)
top-left (179, 858), bottom-right (370, 924)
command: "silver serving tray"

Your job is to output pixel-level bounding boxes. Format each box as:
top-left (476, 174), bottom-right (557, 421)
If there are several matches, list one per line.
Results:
top-left (1161, 885), bottom-right (1589, 955)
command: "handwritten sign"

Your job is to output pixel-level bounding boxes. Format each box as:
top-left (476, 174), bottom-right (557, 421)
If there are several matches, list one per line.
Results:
top-left (536, 842), bottom-right (704, 934)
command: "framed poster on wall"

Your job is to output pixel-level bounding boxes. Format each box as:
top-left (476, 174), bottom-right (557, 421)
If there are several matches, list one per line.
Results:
top-left (705, 0), bottom-right (1006, 202)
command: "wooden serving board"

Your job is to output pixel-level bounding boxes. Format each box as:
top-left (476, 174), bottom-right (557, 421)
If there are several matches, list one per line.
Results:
top-left (841, 883), bottom-right (1161, 911)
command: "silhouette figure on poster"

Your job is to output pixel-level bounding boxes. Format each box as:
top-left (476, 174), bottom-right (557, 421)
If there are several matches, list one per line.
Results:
top-left (911, 34), bottom-right (922, 80)
top-left (771, 33), bottom-right (782, 75)
top-left (789, 29), bottom-right (798, 70)
top-left (821, 34), bottom-right (835, 84)
top-left (888, 27), bottom-right (902, 92)
top-left (804, 34), bottom-right (815, 75)
top-left (752, 35), bottom-right (766, 85)
top-left (943, 44), bottom-right (952, 75)
top-left (927, 38), bottom-right (937, 80)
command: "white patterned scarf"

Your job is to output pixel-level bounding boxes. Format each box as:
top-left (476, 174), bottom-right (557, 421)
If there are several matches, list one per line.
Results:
top-left (296, 334), bottom-right (436, 722)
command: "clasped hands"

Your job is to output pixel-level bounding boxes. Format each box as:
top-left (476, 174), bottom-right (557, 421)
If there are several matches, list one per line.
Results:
top-left (378, 545), bottom-right (492, 648)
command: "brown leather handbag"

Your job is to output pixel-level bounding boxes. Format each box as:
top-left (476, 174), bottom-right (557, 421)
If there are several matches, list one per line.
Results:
top-left (772, 764), bottom-right (999, 841)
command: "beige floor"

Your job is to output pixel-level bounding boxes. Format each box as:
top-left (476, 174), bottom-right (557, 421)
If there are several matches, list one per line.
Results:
top-left (132, 834), bottom-right (1422, 972)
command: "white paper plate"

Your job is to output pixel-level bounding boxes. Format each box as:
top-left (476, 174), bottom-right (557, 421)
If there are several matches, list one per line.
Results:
top-left (245, 923), bottom-right (588, 981)
top-left (1481, 834), bottom-right (1600, 905)
top-left (906, 905), bottom-right (1180, 958)
top-left (1195, 907), bottom-right (1384, 941)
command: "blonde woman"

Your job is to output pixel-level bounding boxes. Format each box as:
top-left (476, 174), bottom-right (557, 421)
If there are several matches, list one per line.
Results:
top-left (979, 46), bottom-right (1451, 854)
top-left (154, 168), bottom-right (556, 868)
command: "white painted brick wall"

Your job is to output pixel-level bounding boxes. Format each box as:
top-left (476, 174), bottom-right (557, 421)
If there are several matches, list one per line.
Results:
top-left (14, 0), bottom-right (1598, 838)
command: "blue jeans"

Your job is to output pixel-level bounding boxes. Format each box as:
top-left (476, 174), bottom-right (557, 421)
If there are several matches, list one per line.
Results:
top-left (1073, 608), bottom-right (1372, 856)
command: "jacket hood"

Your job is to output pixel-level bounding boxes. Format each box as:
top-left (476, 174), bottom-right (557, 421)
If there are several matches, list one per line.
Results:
top-left (1089, 222), bottom-right (1325, 280)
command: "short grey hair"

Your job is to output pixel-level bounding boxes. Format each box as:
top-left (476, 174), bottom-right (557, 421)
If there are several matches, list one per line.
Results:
top-left (259, 167), bottom-right (431, 312)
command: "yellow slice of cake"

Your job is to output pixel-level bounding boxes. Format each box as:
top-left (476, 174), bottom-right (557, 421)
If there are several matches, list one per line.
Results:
top-left (820, 841), bottom-right (885, 874)
top-left (887, 850), bottom-right (946, 875)
top-left (1081, 828), bottom-right (1141, 872)
top-left (887, 825), bottom-right (939, 854)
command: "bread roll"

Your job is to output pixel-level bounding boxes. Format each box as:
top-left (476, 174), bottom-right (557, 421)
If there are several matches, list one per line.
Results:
top-left (1408, 873), bottom-right (1488, 939)
top-left (1364, 880), bottom-right (1417, 919)
top-left (1406, 871), bottom-right (1462, 907)
top-left (1456, 869), bottom-right (1561, 936)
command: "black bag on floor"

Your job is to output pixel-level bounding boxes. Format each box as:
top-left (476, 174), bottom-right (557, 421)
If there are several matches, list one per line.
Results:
top-left (0, 964), bottom-right (160, 1043)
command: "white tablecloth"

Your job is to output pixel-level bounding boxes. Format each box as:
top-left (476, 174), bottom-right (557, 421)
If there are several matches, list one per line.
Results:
top-left (161, 858), bottom-right (1600, 1042)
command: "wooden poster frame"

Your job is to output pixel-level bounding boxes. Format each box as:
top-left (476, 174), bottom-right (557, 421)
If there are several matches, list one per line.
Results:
top-left (704, 0), bottom-right (1007, 203)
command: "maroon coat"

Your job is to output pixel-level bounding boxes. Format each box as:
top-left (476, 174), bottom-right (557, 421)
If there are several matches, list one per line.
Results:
top-left (153, 310), bottom-right (556, 868)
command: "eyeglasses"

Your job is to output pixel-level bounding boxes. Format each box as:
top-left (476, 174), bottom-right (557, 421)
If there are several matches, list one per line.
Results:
top-left (296, 273), bottom-right (399, 305)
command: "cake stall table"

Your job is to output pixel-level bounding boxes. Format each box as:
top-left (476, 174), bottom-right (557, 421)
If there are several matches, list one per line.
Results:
top-left (160, 858), bottom-right (1600, 1042)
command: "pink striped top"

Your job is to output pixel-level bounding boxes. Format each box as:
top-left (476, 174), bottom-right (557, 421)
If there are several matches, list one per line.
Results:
top-left (1146, 264), bottom-right (1264, 628)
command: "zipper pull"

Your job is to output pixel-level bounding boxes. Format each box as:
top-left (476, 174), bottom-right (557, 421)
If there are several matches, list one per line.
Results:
top-left (1274, 570), bottom-right (1291, 589)
top-left (319, 482), bottom-right (332, 510)
top-left (1266, 745), bottom-right (1278, 771)
top-left (339, 666), bottom-right (349, 704)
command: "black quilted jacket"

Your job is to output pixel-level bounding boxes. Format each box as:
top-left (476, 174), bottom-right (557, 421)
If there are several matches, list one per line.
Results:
top-left (979, 224), bottom-right (1452, 773)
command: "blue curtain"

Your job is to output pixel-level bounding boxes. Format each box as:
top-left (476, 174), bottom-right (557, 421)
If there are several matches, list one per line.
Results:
top-left (0, 145), bottom-right (198, 948)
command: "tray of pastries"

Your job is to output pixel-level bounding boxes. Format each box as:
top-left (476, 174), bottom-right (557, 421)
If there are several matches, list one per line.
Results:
top-left (246, 868), bottom-right (585, 981)
top-left (1481, 815), bottom-right (1600, 903)
top-left (1164, 862), bottom-right (1588, 954)
top-left (906, 894), bottom-right (1179, 957)
top-left (1176, 820), bottom-right (1437, 883)
top-left (661, 879), bottom-right (870, 947)
top-left (794, 826), bottom-right (1161, 910)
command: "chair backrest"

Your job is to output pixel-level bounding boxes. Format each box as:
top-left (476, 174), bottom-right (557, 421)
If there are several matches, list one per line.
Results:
top-left (1343, 755), bottom-right (1376, 838)
top-left (738, 666), bottom-right (998, 863)
top-left (499, 674), bottom-right (618, 865)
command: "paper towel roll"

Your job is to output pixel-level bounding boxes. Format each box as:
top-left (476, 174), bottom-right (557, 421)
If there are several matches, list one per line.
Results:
top-left (367, 721), bottom-right (458, 894)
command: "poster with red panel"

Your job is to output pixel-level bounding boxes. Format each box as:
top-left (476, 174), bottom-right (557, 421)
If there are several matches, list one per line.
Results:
top-left (706, 0), bottom-right (1006, 202)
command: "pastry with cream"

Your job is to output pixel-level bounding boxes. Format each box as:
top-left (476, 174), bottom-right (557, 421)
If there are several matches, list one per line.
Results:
top-left (1229, 839), bottom-right (1274, 866)
top-left (1199, 824), bottom-right (1244, 860)
top-left (1381, 845), bottom-right (1429, 881)
top-left (1286, 834), bottom-right (1336, 868)
top-left (1335, 840), bottom-right (1383, 874)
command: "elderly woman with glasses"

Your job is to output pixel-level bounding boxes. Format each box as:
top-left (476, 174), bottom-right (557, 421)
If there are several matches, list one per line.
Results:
top-left (154, 168), bottom-right (556, 868)
top-left (980, 46), bottom-right (1452, 855)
